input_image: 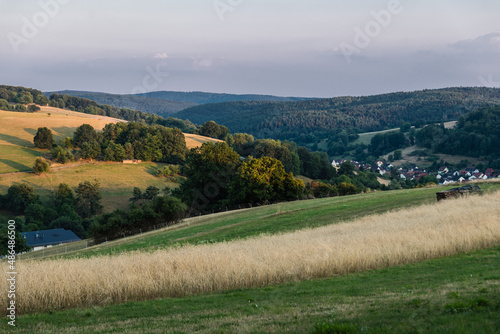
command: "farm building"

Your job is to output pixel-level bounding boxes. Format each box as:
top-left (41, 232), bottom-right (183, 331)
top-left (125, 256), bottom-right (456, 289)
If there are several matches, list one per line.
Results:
top-left (22, 228), bottom-right (81, 251)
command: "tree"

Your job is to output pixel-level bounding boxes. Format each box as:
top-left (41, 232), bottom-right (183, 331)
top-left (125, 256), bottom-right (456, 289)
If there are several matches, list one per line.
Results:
top-left (33, 157), bottom-right (50, 175)
top-left (51, 145), bottom-right (74, 163)
top-left (175, 142), bottom-right (241, 211)
top-left (152, 196), bottom-right (187, 223)
top-left (24, 203), bottom-right (46, 230)
top-left (50, 216), bottom-right (86, 239)
top-left (0, 225), bottom-right (31, 256)
top-left (73, 124), bottom-right (98, 147)
top-left (28, 104), bottom-right (41, 112)
top-left (229, 157), bottom-right (304, 204)
top-left (80, 140), bottom-right (101, 159)
top-left (338, 161), bottom-right (355, 176)
top-left (54, 183), bottom-right (76, 209)
top-left (34, 127), bottom-right (55, 149)
top-left (4, 184), bottom-right (40, 214)
top-left (75, 180), bottom-right (103, 218)
top-left (15, 104), bottom-right (27, 112)
top-left (393, 150), bottom-right (403, 160)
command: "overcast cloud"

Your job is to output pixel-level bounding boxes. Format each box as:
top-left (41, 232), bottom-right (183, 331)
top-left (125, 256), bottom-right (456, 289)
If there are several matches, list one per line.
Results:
top-left (1, 0), bottom-right (499, 97)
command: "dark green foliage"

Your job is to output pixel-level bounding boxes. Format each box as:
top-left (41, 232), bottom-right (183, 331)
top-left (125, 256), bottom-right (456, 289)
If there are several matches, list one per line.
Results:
top-left (369, 131), bottom-right (409, 157)
top-left (338, 161), bottom-right (355, 176)
top-left (73, 124), bottom-right (98, 147)
top-left (90, 194), bottom-right (186, 241)
top-left (420, 106), bottom-right (500, 160)
top-left (175, 87), bottom-right (500, 143)
top-left (175, 142), bottom-right (241, 211)
top-left (103, 143), bottom-right (127, 162)
top-left (198, 121), bottom-right (230, 139)
top-left (100, 122), bottom-right (187, 163)
top-left (51, 145), bottom-right (74, 163)
top-left (46, 90), bottom-right (197, 117)
top-left (48, 93), bottom-right (196, 131)
top-left (232, 133), bottom-right (255, 155)
top-left (0, 222), bottom-right (31, 256)
top-left (54, 183), bottom-right (76, 210)
top-left (15, 104), bottom-right (27, 112)
top-left (50, 215), bottom-right (86, 239)
top-left (0, 98), bottom-right (12, 111)
top-left (28, 104), bottom-right (41, 112)
top-left (33, 157), bottom-right (50, 175)
top-left (24, 203), bottom-right (46, 230)
top-left (80, 140), bottom-right (101, 159)
top-left (34, 127), bottom-right (55, 149)
top-left (75, 180), bottom-right (103, 219)
top-left (298, 147), bottom-right (337, 180)
top-left (156, 165), bottom-right (181, 177)
top-left (3, 184), bottom-right (40, 214)
top-left (152, 196), bottom-right (187, 223)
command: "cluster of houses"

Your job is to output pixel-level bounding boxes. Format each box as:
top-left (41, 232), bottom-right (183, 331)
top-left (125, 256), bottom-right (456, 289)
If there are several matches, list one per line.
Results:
top-left (332, 159), bottom-right (498, 185)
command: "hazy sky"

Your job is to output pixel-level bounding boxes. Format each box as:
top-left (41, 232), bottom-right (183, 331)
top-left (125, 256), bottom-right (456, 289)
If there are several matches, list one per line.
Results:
top-left (1, 0), bottom-right (499, 97)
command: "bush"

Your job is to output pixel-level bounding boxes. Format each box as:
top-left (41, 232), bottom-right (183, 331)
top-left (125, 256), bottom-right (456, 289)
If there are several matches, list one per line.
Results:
top-left (34, 127), bottom-right (55, 149)
top-left (28, 104), bottom-right (41, 112)
top-left (51, 145), bottom-right (74, 164)
top-left (33, 157), bottom-right (50, 175)
top-left (156, 165), bottom-right (181, 177)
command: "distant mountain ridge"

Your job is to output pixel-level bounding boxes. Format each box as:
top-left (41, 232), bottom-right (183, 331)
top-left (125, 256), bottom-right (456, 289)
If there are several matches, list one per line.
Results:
top-left (136, 91), bottom-right (313, 104)
top-left (44, 90), bottom-right (197, 116)
top-left (44, 90), bottom-right (313, 116)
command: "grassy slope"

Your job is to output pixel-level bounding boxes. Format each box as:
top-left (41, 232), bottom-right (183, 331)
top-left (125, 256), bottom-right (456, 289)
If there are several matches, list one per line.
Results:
top-left (0, 162), bottom-right (180, 212)
top-left (0, 107), bottom-right (220, 211)
top-left (8, 246), bottom-right (500, 333)
top-left (38, 182), bottom-right (500, 260)
top-left (0, 107), bottom-right (123, 173)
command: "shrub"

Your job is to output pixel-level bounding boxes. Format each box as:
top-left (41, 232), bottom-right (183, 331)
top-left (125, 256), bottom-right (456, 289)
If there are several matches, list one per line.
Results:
top-left (33, 157), bottom-right (50, 175)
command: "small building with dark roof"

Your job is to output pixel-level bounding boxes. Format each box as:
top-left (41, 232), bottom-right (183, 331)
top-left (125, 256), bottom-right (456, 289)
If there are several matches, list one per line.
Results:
top-left (22, 228), bottom-right (81, 251)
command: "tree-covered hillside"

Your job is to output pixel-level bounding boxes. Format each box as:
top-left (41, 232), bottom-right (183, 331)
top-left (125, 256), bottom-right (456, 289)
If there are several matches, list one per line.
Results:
top-left (136, 91), bottom-right (312, 104)
top-left (416, 105), bottom-right (500, 161)
top-left (174, 87), bottom-right (500, 143)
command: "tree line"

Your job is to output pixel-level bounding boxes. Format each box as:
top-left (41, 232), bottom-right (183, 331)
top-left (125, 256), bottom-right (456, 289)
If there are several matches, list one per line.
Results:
top-left (416, 106), bottom-right (500, 168)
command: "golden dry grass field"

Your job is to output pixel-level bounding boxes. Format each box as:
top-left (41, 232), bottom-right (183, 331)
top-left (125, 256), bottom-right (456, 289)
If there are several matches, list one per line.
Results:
top-left (0, 107), bottom-right (222, 210)
top-left (0, 107), bottom-right (219, 173)
top-left (4, 191), bottom-right (499, 315)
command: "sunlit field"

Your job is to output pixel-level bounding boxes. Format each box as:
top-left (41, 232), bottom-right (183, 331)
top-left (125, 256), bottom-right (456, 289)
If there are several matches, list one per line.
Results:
top-left (4, 191), bottom-right (499, 315)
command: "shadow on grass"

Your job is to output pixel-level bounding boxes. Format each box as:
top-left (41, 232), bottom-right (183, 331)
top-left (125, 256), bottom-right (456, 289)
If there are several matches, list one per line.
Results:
top-left (51, 126), bottom-right (82, 139)
top-left (0, 133), bottom-right (33, 147)
top-left (0, 159), bottom-right (31, 172)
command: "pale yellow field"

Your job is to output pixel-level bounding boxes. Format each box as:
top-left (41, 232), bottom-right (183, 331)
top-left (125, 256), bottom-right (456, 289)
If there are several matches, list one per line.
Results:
top-left (184, 133), bottom-right (223, 149)
top-left (0, 107), bottom-right (219, 173)
top-left (4, 191), bottom-right (500, 314)
top-left (0, 107), bottom-right (125, 147)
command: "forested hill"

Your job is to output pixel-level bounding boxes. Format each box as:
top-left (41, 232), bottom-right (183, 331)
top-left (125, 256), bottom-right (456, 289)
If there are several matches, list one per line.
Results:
top-left (45, 90), bottom-right (312, 116)
top-left (173, 87), bottom-right (500, 140)
top-left (44, 90), bottom-right (197, 116)
top-left (135, 91), bottom-right (313, 104)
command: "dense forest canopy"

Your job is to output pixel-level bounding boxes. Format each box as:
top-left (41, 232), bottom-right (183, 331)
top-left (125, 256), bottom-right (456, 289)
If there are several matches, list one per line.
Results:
top-left (174, 87), bottom-right (500, 144)
top-left (416, 105), bottom-right (500, 161)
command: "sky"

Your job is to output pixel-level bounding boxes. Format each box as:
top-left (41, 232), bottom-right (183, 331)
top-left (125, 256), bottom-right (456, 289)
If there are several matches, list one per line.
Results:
top-left (1, 0), bottom-right (500, 98)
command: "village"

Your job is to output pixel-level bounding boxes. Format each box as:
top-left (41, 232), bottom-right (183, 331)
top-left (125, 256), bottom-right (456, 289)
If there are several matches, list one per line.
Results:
top-left (332, 159), bottom-right (498, 186)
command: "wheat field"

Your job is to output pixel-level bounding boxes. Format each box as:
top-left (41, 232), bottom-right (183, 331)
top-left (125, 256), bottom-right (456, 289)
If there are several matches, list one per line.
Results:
top-left (3, 191), bottom-right (500, 314)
